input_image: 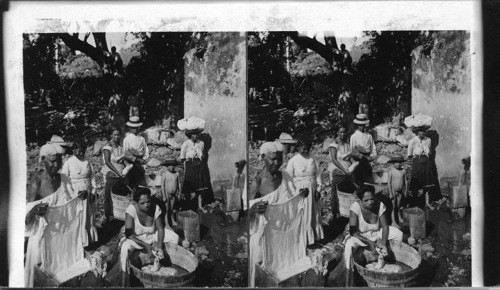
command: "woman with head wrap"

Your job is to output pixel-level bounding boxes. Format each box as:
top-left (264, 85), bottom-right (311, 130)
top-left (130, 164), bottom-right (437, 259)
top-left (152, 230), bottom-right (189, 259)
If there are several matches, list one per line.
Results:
top-left (25, 143), bottom-right (88, 287)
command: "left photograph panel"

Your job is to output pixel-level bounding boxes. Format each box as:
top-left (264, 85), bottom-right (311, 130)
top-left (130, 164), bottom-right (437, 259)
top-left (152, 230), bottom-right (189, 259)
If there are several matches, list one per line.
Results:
top-left (23, 32), bottom-right (248, 287)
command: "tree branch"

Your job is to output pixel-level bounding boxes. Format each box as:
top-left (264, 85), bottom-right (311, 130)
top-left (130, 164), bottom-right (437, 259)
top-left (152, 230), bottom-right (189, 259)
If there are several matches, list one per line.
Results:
top-left (287, 32), bottom-right (343, 66)
top-left (57, 33), bottom-right (106, 65)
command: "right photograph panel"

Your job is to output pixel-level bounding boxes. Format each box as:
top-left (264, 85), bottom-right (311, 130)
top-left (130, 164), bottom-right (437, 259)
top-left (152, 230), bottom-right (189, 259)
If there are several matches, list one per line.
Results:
top-left (247, 31), bottom-right (471, 287)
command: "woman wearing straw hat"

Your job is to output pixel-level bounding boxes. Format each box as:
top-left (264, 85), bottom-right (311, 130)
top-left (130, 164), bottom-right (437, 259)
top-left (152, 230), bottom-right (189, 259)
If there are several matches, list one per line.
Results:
top-left (349, 114), bottom-right (377, 187)
top-left (180, 128), bottom-right (215, 208)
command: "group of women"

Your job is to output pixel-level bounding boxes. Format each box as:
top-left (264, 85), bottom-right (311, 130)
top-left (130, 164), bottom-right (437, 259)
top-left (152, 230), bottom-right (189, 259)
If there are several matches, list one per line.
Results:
top-left (323, 117), bottom-right (437, 286)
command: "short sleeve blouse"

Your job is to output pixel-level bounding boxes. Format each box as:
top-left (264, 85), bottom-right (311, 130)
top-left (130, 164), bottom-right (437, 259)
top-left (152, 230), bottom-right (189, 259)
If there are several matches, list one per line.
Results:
top-left (125, 204), bottom-right (162, 237)
top-left (350, 201), bottom-right (386, 234)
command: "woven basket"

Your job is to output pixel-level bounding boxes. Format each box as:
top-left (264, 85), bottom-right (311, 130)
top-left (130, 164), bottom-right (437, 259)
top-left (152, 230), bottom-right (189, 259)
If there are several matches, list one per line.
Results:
top-left (354, 240), bottom-right (421, 287)
top-left (111, 193), bottom-right (133, 221)
top-left (129, 244), bottom-right (198, 288)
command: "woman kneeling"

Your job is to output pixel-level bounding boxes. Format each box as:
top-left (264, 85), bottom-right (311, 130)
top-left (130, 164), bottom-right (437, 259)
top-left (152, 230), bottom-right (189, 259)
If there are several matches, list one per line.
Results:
top-left (120, 187), bottom-right (179, 284)
top-left (344, 185), bottom-right (403, 286)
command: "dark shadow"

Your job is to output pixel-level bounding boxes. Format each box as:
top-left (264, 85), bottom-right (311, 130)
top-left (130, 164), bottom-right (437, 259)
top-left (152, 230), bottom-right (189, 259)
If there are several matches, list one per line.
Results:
top-left (198, 132), bottom-right (215, 205)
top-left (85, 219), bottom-right (124, 252)
top-left (415, 258), bottom-right (439, 286)
top-left (426, 129), bottom-right (442, 201)
top-left (321, 216), bottom-right (349, 242)
top-left (192, 261), bottom-right (216, 286)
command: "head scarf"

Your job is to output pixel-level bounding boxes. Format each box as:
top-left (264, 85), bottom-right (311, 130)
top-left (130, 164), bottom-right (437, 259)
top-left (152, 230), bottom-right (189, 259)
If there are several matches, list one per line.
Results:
top-left (39, 143), bottom-right (65, 163)
top-left (259, 141), bottom-right (284, 160)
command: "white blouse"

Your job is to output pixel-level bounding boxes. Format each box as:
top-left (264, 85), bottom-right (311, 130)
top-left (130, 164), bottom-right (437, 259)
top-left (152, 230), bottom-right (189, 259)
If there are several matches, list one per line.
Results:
top-left (180, 139), bottom-right (204, 160)
top-left (407, 136), bottom-right (431, 157)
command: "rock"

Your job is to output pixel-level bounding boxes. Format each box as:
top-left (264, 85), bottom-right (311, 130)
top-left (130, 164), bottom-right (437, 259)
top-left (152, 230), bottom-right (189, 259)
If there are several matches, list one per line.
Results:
top-left (408, 236), bottom-right (416, 245)
top-left (201, 254), bottom-right (208, 261)
top-left (376, 155), bottom-right (391, 164)
top-left (421, 243), bottom-right (434, 253)
top-left (426, 252), bottom-right (433, 258)
top-left (235, 252), bottom-right (248, 259)
top-left (93, 140), bottom-right (107, 156)
top-left (146, 158), bottom-right (162, 167)
top-left (460, 249), bottom-right (471, 256)
top-left (235, 272), bottom-right (242, 278)
top-left (237, 236), bottom-right (248, 245)
top-left (462, 233), bottom-right (471, 241)
top-left (182, 240), bottom-right (191, 248)
top-left (196, 246), bottom-right (210, 256)
top-left (144, 126), bottom-right (174, 145)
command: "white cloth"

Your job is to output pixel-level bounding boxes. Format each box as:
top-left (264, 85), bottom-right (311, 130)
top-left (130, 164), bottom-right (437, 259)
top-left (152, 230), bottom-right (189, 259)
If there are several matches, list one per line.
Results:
top-left (177, 116), bottom-right (206, 131)
top-left (262, 195), bottom-right (310, 280)
top-left (349, 130), bottom-right (376, 158)
top-left (180, 139), bottom-right (204, 160)
top-left (259, 141), bottom-right (284, 157)
top-left (343, 202), bottom-right (403, 269)
top-left (285, 154), bottom-right (323, 244)
top-left (120, 204), bottom-right (179, 272)
top-left (39, 143), bottom-right (65, 162)
top-left (25, 182), bottom-right (90, 287)
top-left (123, 133), bottom-right (149, 161)
top-left (40, 197), bottom-right (91, 284)
top-left (407, 136), bottom-right (431, 157)
top-left (60, 155), bottom-right (98, 244)
top-left (249, 173), bottom-right (296, 287)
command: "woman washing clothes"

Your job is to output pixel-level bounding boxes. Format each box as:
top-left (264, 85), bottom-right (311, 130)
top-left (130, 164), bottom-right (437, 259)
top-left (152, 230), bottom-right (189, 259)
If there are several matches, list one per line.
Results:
top-left (120, 187), bottom-right (179, 286)
top-left (180, 128), bottom-right (214, 209)
top-left (407, 126), bottom-right (436, 209)
top-left (100, 127), bottom-right (126, 225)
top-left (340, 185), bottom-right (403, 286)
top-left (60, 142), bottom-right (98, 244)
top-left (328, 124), bottom-right (358, 218)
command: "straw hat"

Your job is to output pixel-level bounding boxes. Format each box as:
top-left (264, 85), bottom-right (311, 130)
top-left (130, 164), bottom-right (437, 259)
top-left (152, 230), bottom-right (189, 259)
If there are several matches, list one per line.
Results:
top-left (126, 116), bottom-right (143, 128)
top-left (353, 114), bottom-right (370, 125)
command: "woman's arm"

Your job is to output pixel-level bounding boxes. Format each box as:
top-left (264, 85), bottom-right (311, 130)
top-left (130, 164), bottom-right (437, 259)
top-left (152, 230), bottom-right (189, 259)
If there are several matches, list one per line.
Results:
top-left (329, 147), bottom-right (348, 174)
top-left (155, 215), bottom-right (166, 247)
top-left (349, 210), bottom-right (377, 253)
top-left (103, 148), bottom-right (124, 178)
top-left (378, 211), bottom-right (390, 249)
top-left (125, 212), bottom-right (153, 255)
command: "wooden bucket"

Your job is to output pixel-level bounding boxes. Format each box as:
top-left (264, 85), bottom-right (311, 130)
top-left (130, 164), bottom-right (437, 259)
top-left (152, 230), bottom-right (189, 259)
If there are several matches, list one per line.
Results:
top-left (111, 193), bottom-right (133, 221)
top-left (403, 207), bottom-right (426, 239)
top-left (354, 240), bottom-right (421, 287)
top-left (177, 210), bottom-right (200, 242)
top-left (337, 181), bottom-right (358, 218)
top-left (129, 244), bottom-right (198, 288)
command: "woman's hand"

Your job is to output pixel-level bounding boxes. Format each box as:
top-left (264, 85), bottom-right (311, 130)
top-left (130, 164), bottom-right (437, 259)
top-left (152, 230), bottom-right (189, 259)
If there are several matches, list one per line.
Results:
top-left (250, 200), bottom-right (268, 214)
top-left (144, 243), bottom-right (154, 257)
top-left (367, 240), bottom-right (378, 254)
top-left (299, 188), bottom-right (309, 198)
top-left (78, 190), bottom-right (88, 200)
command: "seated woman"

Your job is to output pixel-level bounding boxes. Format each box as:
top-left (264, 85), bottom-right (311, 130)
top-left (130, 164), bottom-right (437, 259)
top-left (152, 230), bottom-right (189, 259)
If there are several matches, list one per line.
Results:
top-left (343, 185), bottom-right (403, 286)
top-left (120, 187), bottom-right (179, 284)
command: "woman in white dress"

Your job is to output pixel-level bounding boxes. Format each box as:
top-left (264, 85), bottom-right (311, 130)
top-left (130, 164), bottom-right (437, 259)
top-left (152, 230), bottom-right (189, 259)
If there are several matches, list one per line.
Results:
top-left (285, 139), bottom-right (324, 244)
top-left (60, 142), bottom-right (98, 244)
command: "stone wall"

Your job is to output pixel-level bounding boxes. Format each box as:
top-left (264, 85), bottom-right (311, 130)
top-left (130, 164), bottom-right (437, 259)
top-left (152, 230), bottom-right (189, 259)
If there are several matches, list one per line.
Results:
top-left (184, 32), bottom-right (247, 182)
top-left (411, 31), bottom-right (471, 185)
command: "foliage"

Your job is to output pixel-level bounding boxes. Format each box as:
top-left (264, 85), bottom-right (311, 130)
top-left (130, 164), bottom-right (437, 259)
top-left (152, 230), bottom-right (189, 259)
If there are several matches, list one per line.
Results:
top-left (59, 54), bottom-right (103, 79)
top-left (248, 31), bottom-right (434, 142)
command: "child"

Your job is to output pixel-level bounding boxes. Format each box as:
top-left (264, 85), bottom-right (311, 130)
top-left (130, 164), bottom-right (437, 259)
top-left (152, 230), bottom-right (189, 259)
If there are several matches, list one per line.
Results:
top-left (160, 157), bottom-right (181, 227)
top-left (387, 154), bottom-right (408, 228)
top-left (285, 139), bottom-right (324, 245)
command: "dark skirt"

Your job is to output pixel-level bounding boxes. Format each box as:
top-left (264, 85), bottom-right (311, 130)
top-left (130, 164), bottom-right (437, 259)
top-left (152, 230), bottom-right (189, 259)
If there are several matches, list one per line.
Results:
top-left (411, 155), bottom-right (435, 189)
top-left (183, 159), bottom-right (215, 206)
top-left (353, 158), bottom-right (374, 187)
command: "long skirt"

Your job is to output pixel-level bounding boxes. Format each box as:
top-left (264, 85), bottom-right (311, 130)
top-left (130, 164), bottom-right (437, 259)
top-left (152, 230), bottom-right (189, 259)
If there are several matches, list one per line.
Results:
top-left (183, 159), bottom-right (214, 206)
top-left (353, 158), bottom-right (374, 187)
top-left (411, 155), bottom-right (435, 189)
top-left (293, 176), bottom-right (324, 244)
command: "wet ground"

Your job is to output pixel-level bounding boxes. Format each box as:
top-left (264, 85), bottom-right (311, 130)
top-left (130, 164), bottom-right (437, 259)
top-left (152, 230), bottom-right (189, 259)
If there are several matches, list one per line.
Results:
top-left (91, 210), bottom-right (248, 288)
